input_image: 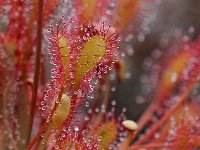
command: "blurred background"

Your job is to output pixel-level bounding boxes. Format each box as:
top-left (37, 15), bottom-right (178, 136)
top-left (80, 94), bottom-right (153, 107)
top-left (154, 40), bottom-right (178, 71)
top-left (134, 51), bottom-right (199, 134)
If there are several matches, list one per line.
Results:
top-left (111, 0), bottom-right (200, 120)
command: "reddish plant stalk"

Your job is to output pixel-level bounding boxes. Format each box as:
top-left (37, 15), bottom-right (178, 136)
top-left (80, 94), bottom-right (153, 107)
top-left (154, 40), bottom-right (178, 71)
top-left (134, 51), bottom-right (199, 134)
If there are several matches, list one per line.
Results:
top-left (137, 101), bottom-right (159, 132)
top-left (79, 80), bottom-right (111, 133)
top-left (129, 142), bottom-right (174, 150)
top-left (97, 80), bottom-right (111, 120)
top-left (27, 86), bottom-right (65, 149)
top-left (86, 80), bottom-right (112, 134)
top-left (27, 84), bottom-right (80, 149)
top-left (129, 76), bottom-right (198, 149)
top-left (79, 84), bottom-right (102, 133)
top-left (26, 0), bottom-right (44, 145)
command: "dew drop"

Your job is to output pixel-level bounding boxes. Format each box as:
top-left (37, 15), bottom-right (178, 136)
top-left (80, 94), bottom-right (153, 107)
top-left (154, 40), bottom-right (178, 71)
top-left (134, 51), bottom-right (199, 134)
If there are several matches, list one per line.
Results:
top-left (86, 102), bottom-right (89, 107)
top-left (41, 101), bottom-right (45, 106)
top-left (42, 106), bottom-right (45, 111)
top-left (74, 126), bottom-right (79, 132)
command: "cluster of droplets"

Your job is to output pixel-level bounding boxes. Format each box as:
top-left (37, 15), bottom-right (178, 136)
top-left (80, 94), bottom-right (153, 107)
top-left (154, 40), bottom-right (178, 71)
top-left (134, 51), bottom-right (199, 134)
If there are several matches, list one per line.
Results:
top-left (51, 126), bottom-right (100, 150)
top-left (42, 92), bottom-right (129, 150)
top-left (39, 18), bottom-right (75, 115)
top-left (137, 35), bottom-right (200, 105)
top-left (39, 17), bottom-right (121, 115)
top-left (82, 100), bottom-right (128, 149)
top-left (157, 103), bottom-right (200, 149)
top-left (34, 15), bottom-right (127, 149)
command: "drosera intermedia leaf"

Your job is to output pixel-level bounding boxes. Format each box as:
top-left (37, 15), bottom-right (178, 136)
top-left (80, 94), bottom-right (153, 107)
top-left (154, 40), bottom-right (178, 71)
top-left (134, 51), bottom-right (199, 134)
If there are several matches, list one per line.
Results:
top-left (74, 35), bottom-right (107, 87)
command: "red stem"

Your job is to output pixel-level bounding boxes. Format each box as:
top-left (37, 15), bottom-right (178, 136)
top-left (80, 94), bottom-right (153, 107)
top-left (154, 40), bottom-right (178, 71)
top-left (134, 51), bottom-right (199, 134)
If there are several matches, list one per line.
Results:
top-left (137, 101), bottom-right (158, 132)
top-left (129, 142), bottom-right (174, 150)
top-left (27, 86), bottom-right (65, 149)
top-left (26, 0), bottom-right (43, 145)
top-left (79, 84), bottom-right (102, 133)
top-left (130, 78), bottom-right (196, 149)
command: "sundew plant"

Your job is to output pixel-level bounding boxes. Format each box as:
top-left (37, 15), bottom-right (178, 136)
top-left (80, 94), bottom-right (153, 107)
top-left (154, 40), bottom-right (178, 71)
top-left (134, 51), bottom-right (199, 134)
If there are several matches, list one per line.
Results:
top-left (1, 0), bottom-right (200, 150)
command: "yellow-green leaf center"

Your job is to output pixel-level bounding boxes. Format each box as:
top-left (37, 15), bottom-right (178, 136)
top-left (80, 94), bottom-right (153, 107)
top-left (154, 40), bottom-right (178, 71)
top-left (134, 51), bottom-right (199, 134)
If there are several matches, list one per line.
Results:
top-left (74, 35), bottom-right (107, 87)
